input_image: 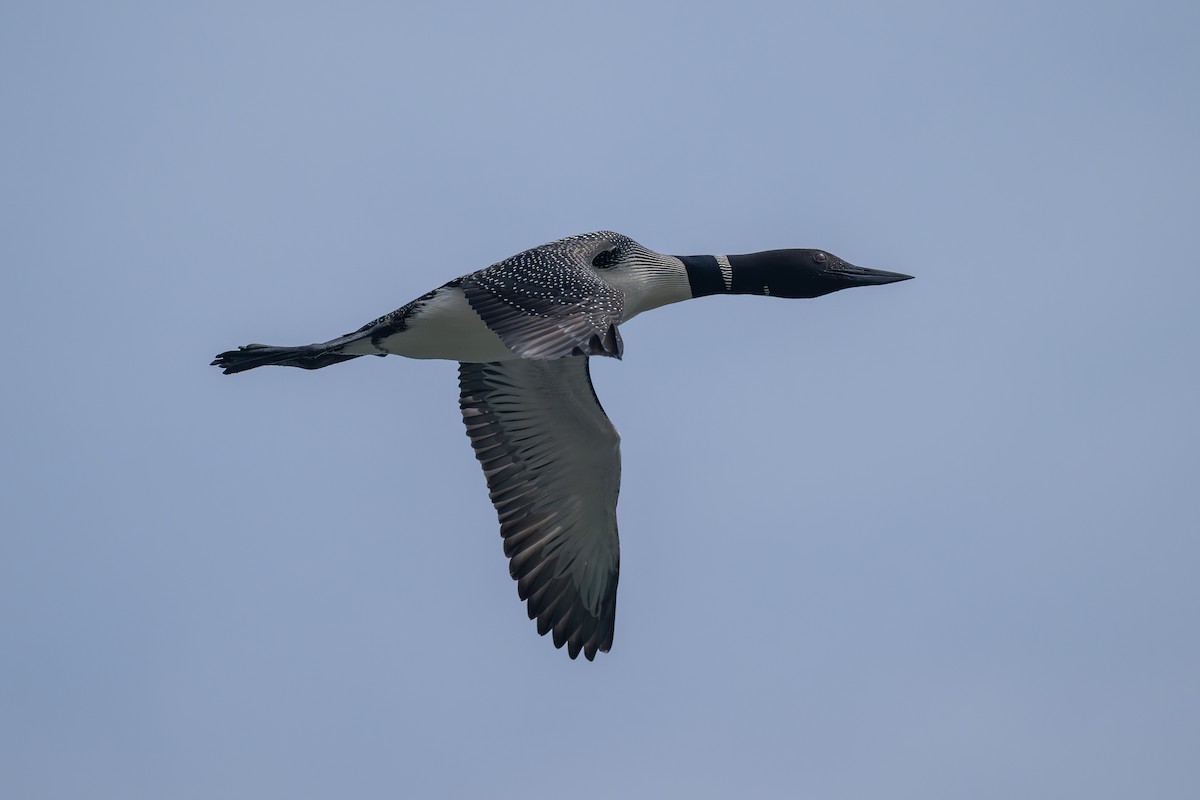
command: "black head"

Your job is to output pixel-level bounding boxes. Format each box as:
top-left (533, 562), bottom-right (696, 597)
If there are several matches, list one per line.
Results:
top-left (725, 248), bottom-right (913, 298)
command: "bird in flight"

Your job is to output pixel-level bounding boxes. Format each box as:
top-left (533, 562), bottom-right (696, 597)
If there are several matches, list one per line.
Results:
top-left (212, 231), bottom-right (912, 660)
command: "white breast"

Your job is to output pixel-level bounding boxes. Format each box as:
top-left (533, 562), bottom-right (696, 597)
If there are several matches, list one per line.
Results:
top-left (604, 256), bottom-right (692, 321)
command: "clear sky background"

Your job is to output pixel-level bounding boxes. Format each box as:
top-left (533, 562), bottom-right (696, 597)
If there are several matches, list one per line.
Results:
top-left (3, 2), bottom-right (1198, 798)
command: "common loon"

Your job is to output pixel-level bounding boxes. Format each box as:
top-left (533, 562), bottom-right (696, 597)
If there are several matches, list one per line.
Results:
top-left (212, 231), bottom-right (912, 660)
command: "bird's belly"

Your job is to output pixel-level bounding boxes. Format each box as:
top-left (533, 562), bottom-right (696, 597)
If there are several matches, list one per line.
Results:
top-left (376, 287), bottom-right (520, 362)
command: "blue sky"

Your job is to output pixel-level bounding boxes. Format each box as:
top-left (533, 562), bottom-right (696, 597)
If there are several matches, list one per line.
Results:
top-left (3, 1), bottom-right (1198, 797)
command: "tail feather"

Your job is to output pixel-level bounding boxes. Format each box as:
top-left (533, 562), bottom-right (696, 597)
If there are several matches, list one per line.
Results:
top-left (211, 343), bottom-right (367, 375)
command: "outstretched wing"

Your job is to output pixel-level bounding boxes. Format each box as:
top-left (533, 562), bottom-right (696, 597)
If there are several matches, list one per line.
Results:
top-left (460, 242), bottom-right (625, 360)
top-left (457, 358), bottom-right (620, 660)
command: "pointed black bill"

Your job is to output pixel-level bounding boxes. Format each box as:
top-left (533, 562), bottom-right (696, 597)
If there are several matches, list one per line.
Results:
top-left (835, 264), bottom-right (915, 286)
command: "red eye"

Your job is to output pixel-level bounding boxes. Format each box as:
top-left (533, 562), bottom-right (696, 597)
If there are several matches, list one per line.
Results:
top-left (813, 252), bottom-right (827, 264)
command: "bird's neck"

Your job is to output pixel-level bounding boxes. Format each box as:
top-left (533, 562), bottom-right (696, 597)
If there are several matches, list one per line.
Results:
top-left (679, 252), bottom-right (795, 298)
top-left (677, 254), bottom-right (734, 298)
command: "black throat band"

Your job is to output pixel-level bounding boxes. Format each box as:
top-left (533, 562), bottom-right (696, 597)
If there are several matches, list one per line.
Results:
top-left (678, 255), bottom-right (726, 298)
